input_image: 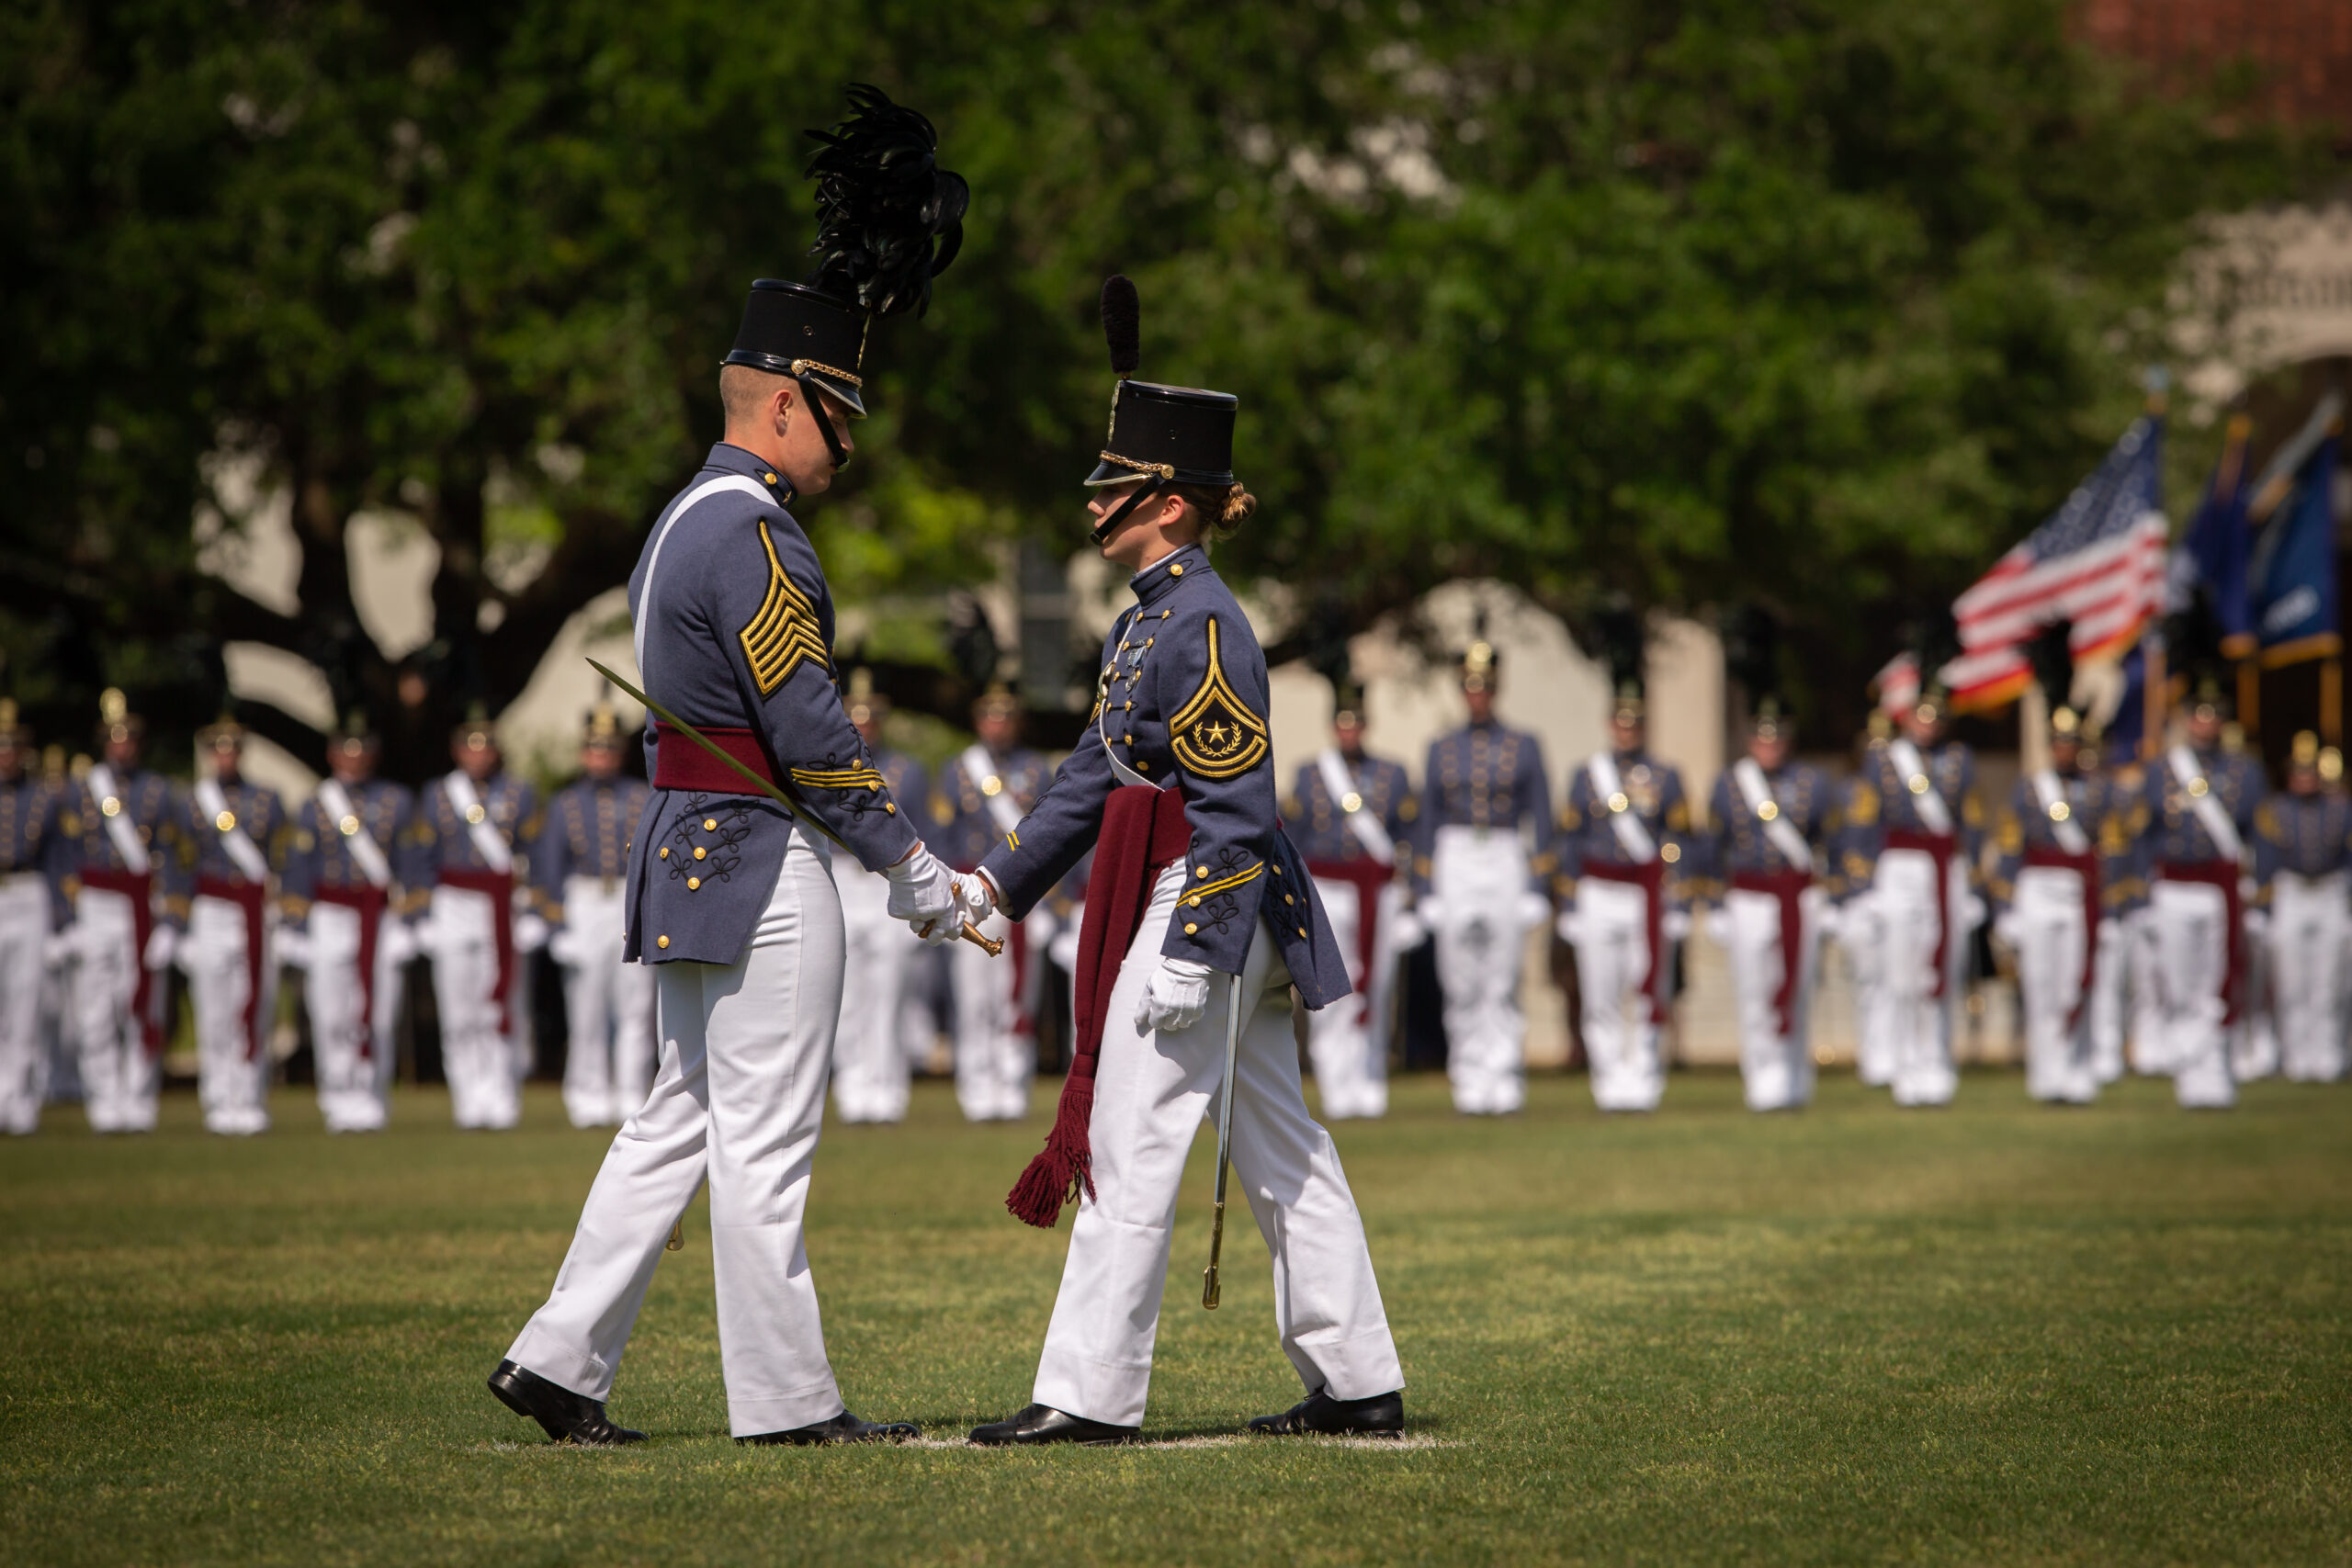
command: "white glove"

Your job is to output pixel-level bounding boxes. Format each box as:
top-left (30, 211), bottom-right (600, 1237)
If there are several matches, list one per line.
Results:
top-left (1135, 956), bottom-right (1216, 1034)
top-left (514, 911), bottom-right (551, 953)
top-left (885, 845), bottom-right (958, 942)
top-left (1415, 897), bottom-right (1447, 930)
top-left (547, 924), bottom-right (583, 965)
top-left (2242, 907), bottom-right (2271, 940)
top-left (275, 926), bottom-right (311, 971)
top-left (1991, 911), bottom-right (2024, 951)
top-left (1662, 909), bottom-right (1692, 942)
top-left (44, 926), bottom-right (76, 970)
top-left (1703, 908), bottom-right (1733, 947)
top-left (1514, 891), bottom-right (1552, 930)
top-left (1814, 903), bottom-right (1844, 943)
top-left (1388, 909), bottom-right (1428, 951)
top-left (380, 919), bottom-right (420, 968)
top-left (1962, 894), bottom-right (1988, 931)
top-left (143, 924), bottom-right (179, 972)
top-left (1555, 907), bottom-right (1583, 945)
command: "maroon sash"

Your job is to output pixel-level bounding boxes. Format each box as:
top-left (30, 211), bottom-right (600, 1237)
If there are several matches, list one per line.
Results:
top-left (196, 874), bottom-right (269, 1061)
top-left (652, 722), bottom-right (776, 792)
top-left (2159, 859), bottom-right (2244, 1024)
top-left (2023, 844), bottom-right (2100, 1031)
top-left (1731, 868), bottom-right (1810, 1037)
top-left (1883, 828), bottom-right (1957, 998)
top-left (1007, 784), bottom-right (1191, 1228)
top-left (313, 883), bottom-right (389, 1059)
top-left (80, 866), bottom-right (161, 1056)
top-left (1584, 860), bottom-right (1668, 1020)
top-left (437, 868), bottom-right (514, 1035)
top-left (1307, 858), bottom-right (1391, 1025)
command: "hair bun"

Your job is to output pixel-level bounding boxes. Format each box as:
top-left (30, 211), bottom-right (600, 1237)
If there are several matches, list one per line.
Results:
top-left (1220, 486), bottom-right (1257, 529)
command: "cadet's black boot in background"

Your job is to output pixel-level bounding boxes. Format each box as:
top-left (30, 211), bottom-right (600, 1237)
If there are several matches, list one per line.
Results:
top-left (488, 1360), bottom-right (646, 1446)
top-left (739, 1411), bottom-right (920, 1446)
top-left (968, 1404), bottom-right (1139, 1446)
top-left (1247, 1387), bottom-right (1404, 1437)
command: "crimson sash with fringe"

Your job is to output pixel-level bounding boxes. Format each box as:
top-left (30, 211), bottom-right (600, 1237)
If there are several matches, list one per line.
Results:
top-left (1731, 867), bottom-right (1810, 1037)
top-left (438, 868), bottom-right (514, 1035)
top-left (1584, 860), bottom-right (1668, 1020)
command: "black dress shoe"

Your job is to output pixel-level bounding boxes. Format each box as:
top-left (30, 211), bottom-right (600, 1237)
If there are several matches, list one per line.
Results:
top-left (1247, 1386), bottom-right (1404, 1437)
top-left (968, 1403), bottom-right (1139, 1446)
top-left (487, 1359), bottom-right (646, 1446)
top-left (739, 1410), bottom-right (920, 1446)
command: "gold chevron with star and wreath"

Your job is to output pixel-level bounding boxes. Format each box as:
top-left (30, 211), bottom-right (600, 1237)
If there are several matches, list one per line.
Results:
top-left (1170, 616), bottom-right (1270, 781)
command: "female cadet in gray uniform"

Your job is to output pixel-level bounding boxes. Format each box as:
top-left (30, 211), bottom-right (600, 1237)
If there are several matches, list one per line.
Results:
top-left (956, 278), bottom-right (1406, 1444)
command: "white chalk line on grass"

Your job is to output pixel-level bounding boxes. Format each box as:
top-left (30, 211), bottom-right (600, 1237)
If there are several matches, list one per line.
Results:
top-left (478, 1435), bottom-right (1453, 1454)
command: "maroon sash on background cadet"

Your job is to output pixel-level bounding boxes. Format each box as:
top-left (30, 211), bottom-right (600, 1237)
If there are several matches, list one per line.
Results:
top-left (437, 868), bottom-right (515, 1032)
top-left (1731, 867), bottom-right (1810, 1037)
top-left (312, 883), bottom-right (389, 1059)
top-left (2159, 859), bottom-right (2244, 1023)
top-left (1883, 827), bottom-right (1957, 998)
top-left (79, 866), bottom-right (162, 1056)
top-left (196, 874), bottom-right (269, 1061)
top-left (1008, 783), bottom-right (1191, 1228)
top-left (1582, 859), bottom-right (1668, 1021)
top-left (2024, 843), bottom-right (2101, 1031)
top-left (1307, 858), bottom-right (1390, 1026)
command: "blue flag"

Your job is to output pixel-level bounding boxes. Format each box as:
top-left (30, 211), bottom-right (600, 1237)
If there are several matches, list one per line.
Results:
top-left (2251, 435), bottom-right (2340, 667)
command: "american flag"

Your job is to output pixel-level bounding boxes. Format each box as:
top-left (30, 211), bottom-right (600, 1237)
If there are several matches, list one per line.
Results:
top-left (1941, 416), bottom-right (2169, 713)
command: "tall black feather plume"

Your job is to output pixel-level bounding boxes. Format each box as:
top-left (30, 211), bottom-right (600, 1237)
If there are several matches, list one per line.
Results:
top-left (804, 84), bottom-right (969, 319)
top-left (2028, 619), bottom-right (2075, 710)
top-left (1722, 604), bottom-right (1782, 705)
top-left (1101, 276), bottom-right (1140, 375)
top-left (1592, 602), bottom-right (1645, 694)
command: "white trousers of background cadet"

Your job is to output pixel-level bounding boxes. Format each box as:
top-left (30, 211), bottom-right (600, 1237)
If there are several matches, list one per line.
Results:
top-left (2010, 867), bottom-right (2098, 1105)
top-left (507, 828), bottom-right (854, 1437)
top-left (833, 866), bottom-right (915, 1122)
top-left (557, 876), bottom-right (656, 1129)
top-left (2149, 877), bottom-right (2235, 1109)
top-left (187, 893), bottom-right (273, 1135)
top-left (2269, 872), bottom-right (2348, 1084)
top-left (2126, 909), bottom-right (2169, 1075)
top-left (1871, 849), bottom-right (1966, 1107)
top-left (1722, 887), bottom-right (1822, 1111)
top-left (305, 901), bottom-right (400, 1132)
top-left (1838, 890), bottom-right (1895, 1087)
top-left (428, 886), bottom-right (522, 1130)
top-left (1571, 878), bottom-right (1670, 1112)
top-left (952, 908), bottom-right (1034, 1122)
top-left (1430, 827), bottom-right (1531, 1114)
top-left (1306, 876), bottom-right (1395, 1120)
top-left (72, 887), bottom-right (157, 1133)
top-left (0, 874), bottom-right (51, 1134)
top-left (1035, 862), bottom-right (1403, 1428)
top-left (2089, 916), bottom-right (2130, 1084)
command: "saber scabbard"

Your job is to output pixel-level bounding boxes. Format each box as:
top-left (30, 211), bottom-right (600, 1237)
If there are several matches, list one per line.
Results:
top-left (1202, 972), bottom-right (1245, 1310)
top-left (666, 1217), bottom-right (684, 1252)
top-left (587, 657), bottom-right (1002, 957)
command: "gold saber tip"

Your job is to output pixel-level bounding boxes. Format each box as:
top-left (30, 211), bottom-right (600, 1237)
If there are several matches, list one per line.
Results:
top-left (666, 1219), bottom-right (684, 1252)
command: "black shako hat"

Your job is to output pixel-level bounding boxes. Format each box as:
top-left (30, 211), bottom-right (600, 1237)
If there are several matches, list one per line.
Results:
top-left (723, 85), bottom-right (967, 454)
top-left (1085, 276), bottom-right (1238, 544)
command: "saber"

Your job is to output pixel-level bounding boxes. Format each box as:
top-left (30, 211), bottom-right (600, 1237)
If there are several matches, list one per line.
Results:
top-left (587, 658), bottom-right (1002, 958)
top-left (666, 1218), bottom-right (684, 1252)
top-left (1201, 972), bottom-right (1245, 1310)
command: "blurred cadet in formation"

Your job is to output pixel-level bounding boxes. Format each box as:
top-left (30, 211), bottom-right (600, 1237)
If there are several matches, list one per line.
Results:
top-left (534, 702), bottom-right (654, 1129)
top-left (2136, 681), bottom-right (2264, 1109)
top-left (494, 82), bottom-right (963, 1450)
top-left (1701, 700), bottom-right (1835, 1112)
top-left (2080, 727), bottom-right (2139, 1087)
top-left (66, 691), bottom-right (174, 1133)
top-left (165, 719), bottom-right (288, 1136)
top-left (1286, 682), bottom-right (1412, 1120)
top-left (934, 682), bottom-right (1047, 1122)
top-left (0, 703), bottom-right (68, 1134)
top-left (1837, 680), bottom-right (1984, 1108)
top-left (1413, 642), bottom-right (1551, 1116)
top-left (282, 712), bottom-right (413, 1133)
top-left (404, 715), bottom-right (543, 1131)
top-left (2251, 732), bottom-right (2346, 1084)
top-left (1556, 676), bottom-right (1690, 1113)
top-left (832, 671), bottom-right (933, 1123)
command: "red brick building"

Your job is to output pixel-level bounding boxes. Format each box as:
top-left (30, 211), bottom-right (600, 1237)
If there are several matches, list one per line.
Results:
top-left (2078, 0), bottom-right (2352, 130)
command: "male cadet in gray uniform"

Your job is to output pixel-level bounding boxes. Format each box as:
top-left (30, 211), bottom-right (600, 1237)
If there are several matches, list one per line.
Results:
top-left (404, 715), bottom-right (544, 1130)
top-left (831, 671), bottom-right (933, 1123)
top-left (1287, 682), bottom-right (1412, 1119)
top-left (0, 702), bottom-right (71, 1134)
top-left (2136, 680), bottom-right (2265, 1108)
top-left (1557, 679), bottom-right (1692, 1112)
top-left (534, 703), bottom-right (655, 1128)
top-left (1410, 643), bottom-right (1553, 1115)
top-left (282, 713), bottom-right (413, 1132)
top-left (64, 690), bottom-right (176, 1134)
top-left (935, 682), bottom-right (1050, 1120)
top-left (2252, 731), bottom-right (2349, 1084)
top-left (162, 719), bottom-right (288, 1135)
top-left (493, 84), bottom-right (965, 1448)
top-left (1701, 700), bottom-right (1835, 1111)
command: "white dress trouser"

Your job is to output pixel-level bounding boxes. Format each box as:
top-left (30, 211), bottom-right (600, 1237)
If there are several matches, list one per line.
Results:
top-left (1430, 827), bottom-right (1531, 1114)
top-left (1838, 890), bottom-right (1894, 1087)
top-left (558, 877), bottom-right (657, 1129)
top-left (2269, 872), bottom-right (2348, 1084)
top-left (0, 875), bottom-right (50, 1134)
top-left (1306, 875), bottom-right (1395, 1120)
top-left (507, 827), bottom-right (851, 1437)
top-left (1723, 886), bottom-right (1821, 1111)
top-left (2011, 867), bottom-right (2098, 1104)
top-left (2126, 909), bottom-right (2169, 1075)
top-left (952, 909), bottom-right (1035, 1121)
top-left (188, 894), bottom-right (273, 1134)
top-left (429, 886), bottom-right (523, 1130)
top-left (1871, 849), bottom-right (1965, 1107)
top-left (2089, 916), bottom-right (2129, 1084)
top-left (1034, 861), bottom-right (1403, 1429)
top-left (2150, 878), bottom-right (2236, 1109)
top-left (1572, 878), bottom-right (1669, 1112)
top-left (72, 888), bottom-right (157, 1133)
top-left (305, 901), bottom-right (399, 1132)
top-left (833, 866), bottom-right (916, 1122)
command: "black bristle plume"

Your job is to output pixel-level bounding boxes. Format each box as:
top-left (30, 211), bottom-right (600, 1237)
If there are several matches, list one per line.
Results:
top-left (2028, 619), bottom-right (2075, 708)
top-left (1101, 276), bottom-right (1140, 376)
top-left (803, 84), bottom-right (969, 319)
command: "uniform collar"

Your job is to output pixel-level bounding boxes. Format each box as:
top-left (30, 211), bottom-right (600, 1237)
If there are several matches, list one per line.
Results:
top-left (1129, 543), bottom-right (1209, 608)
top-left (708, 442), bottom-right (794, 502)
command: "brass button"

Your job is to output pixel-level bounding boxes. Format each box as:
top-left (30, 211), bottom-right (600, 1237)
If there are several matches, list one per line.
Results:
top-left (1170, 564), bottom-right (1184, 577)
top-left (659, 847), bottom-right (669, 859)
top-left (687, 876), bottom-right (700, 890)
top-left (704, 818), bottom-right (718, 830)
top-left (465, 804), bottom-right (487, 825)
top-left (1135, 761), bottom-right (1148, 770)
top-left (763, 471), bottom-right (777, 484)
top-left (1296, 927), bottom-right (1306, 937)
top-left (1188, 896), bottom-right (1201, 908)
top-left (1160, 609), bottom-right (1170, 619)
top-left (1285, 894), bottom-right (1295, 906)
top-left (886, 803), bottom-right (897, 815)
top-left (1196, 866), bottom-right (1209, 878)
top-left (1758, 801), bottom-right (1780, 821)
top-left (656, 935), bottom-right (670, 950)
top-left (339, 815), bottom-right (360, 836)
top-left (215, 810), bottom-right (237, 831)
top-left (1271, 864), bottom-right (1282, 876)
top-left (1184, 922), bottom-right (1198, 935)
top-left (694, 846), bottom-right (707, 860)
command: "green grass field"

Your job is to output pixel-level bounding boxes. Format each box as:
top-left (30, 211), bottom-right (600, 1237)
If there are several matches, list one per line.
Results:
top-left (4, 1069), bottom-right (2348, 1566)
